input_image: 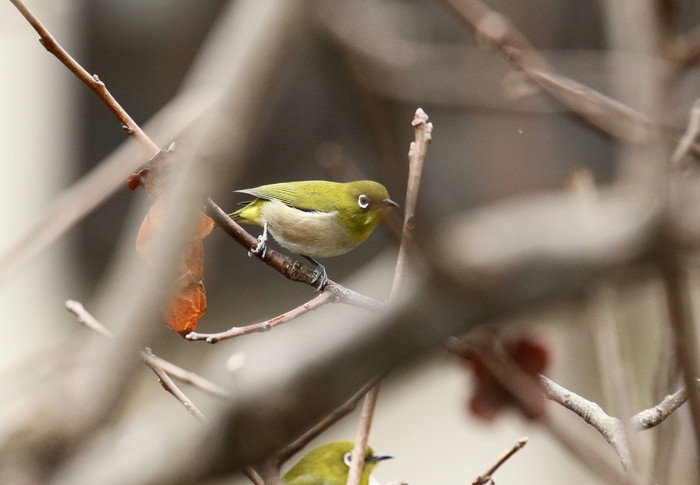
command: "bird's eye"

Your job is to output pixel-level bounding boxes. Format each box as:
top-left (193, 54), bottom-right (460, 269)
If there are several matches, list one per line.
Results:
top-left (357, 194), bottom-right (369, 209)
top-left (343, 452), bottom-right (352, 467)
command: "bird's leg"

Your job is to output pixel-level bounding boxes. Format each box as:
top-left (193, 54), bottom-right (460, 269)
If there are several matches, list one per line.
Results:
top-left (249, 221), bottom-right (269, 258)
top-left (303, 256), bottom-right (328, 290)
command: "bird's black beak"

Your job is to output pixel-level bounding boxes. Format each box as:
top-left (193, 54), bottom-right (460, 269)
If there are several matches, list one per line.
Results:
top-left (365, 454), bottom-right (393, 463)
top-left (383, 198), bottom-right (399, 208)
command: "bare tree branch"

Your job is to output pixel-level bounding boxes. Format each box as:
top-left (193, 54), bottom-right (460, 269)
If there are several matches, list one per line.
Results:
top-left (187, 292), bottom-right (333, 343)
top-left (632, 384), bottom-right (690, 430)
top-left (348, 108), bottom-right (432, 485)
top-left (587, 285), bottom-right (635, 471)
top-left (66, 299), bottom-right (230, 401)
top-left (65, 299), bottom-right (113, 338)
top-left (275, 375), bottom-right (384, 468)
top-left (472, 437), bottom-right (528, 485)
top-left (346, 385), bottom-right (381, 485)
top-left (145, 350), bottom-right (208, 424)
top-left (389, 108), bottom-right (432, 302)
top-left (538, 374), bottom-right (632, 470)
top-left (8, 0), bottom-right (160, 155)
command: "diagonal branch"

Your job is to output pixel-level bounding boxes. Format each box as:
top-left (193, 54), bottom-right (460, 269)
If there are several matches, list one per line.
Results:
top-left (145, 349), bottom-right (208, 423)
top-left (65, 299), bottom-right (229, 400)
top-left (205, 198), bottom-right (386, 308)
top-left (438, 0), bottom-right (698, 152)
top-left (186, 292), bottom-right (333, 343)
top-left (472, 437), bottom-right (528, 485)
top-left (9, 0), bottom-right (159, 155)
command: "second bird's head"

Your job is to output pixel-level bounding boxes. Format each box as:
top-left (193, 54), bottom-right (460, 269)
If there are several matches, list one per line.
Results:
top-left (282, 441), bottom-right (393, 485)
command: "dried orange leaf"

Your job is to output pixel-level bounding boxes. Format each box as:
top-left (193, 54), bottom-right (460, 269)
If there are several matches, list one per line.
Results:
top-left (135, 200), bottom-right (163, 256)
top-left (197, 214), bottom-right (215, 239)
top-left (165, 280), bottom-right (207, 336)
top-left (182, 240), bottom-right (204, 280)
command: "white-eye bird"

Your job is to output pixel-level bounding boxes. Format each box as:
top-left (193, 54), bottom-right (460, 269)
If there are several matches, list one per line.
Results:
top-left (229, 180), bottom-right (398, 288)
top-left (282, 441), bottom-right (392, 485)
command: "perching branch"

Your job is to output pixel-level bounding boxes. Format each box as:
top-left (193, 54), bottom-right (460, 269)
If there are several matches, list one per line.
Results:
top-left (204, 198), bottom-right (387, 308)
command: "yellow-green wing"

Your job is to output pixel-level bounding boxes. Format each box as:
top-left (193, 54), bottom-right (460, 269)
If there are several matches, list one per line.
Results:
top-left (236, 181), bottom-right (340, 212)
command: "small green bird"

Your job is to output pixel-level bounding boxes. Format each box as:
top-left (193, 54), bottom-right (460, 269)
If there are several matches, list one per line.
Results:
top-left (230, 180), bottom-right (398, 288)
top-left (282, 441), bottom-right (392, 485)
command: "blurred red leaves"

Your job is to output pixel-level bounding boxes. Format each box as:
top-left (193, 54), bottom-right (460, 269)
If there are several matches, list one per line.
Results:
top-left (129, 154), bottom-right (213, 336)
top-left (453, 333), bottom-right (549, 421)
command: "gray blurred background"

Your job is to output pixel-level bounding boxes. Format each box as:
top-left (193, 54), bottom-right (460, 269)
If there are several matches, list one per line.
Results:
top-left (2, 0), bottom-right (700, 483)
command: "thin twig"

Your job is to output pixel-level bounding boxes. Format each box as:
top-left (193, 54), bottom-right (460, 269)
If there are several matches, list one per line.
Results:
top-left (538, 374), bottom-right (631, 467)
top-left (186, 292), bottom-right (333, 342)
top-left (65, 299), bottom-right (113, 338)
top-left (347, 109), bottom-right (432, 485)
top-left (66, 299), bottom-right (229, 400)
top-left (276, 376), bottom-right (384, 467)
top-left (454, 335), bottom-right (632, 485)
top-left (472, 437), bottom-right (528, 485)
top-left (389, 108), bottom-right (432, 302)
top-left (142, 352), bottom-right (230, 399)
top-left (144, 349), bottom-right (208, 423)
top-left (632, 384), bottom-right (689, 430)
top-left (346, 385), bottom-right (381, 485)
top-left (9, 0), bottom-right (159, 155)
top-left (437, 0), bottom-right (700, 154)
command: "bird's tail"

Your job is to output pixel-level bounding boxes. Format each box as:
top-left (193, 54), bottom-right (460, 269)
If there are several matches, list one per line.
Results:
top-left (228, 199), bottom-right (262, 226)
top-left (227, 208), bottom-right (243, 222)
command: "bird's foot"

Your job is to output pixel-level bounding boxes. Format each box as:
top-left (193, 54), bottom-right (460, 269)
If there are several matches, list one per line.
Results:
top-left (303, 256), bottom-right (328, 291)
top-left (311, 265), bottom-right (328, 291)
top-left (248, 222), bottom-right (269, 258)
top-left (248, 238), bottom-right (267, 258)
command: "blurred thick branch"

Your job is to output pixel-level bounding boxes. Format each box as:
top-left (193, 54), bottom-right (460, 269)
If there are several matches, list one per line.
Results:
top-left (5, 1), bottom-right (700, 484)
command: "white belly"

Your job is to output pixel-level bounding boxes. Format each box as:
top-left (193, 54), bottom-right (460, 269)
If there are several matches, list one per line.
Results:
top-left (261, 199), bottom-right (358, 258)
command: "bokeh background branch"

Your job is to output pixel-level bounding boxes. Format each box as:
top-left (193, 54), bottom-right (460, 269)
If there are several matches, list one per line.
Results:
top-left (3, 0), bottom-right (700, 484)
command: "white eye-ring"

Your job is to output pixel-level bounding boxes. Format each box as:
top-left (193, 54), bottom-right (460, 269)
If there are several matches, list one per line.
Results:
top-left (343, 452), bottom-right (353, 467)
top-left (357, 194), bottom-right (369, 209)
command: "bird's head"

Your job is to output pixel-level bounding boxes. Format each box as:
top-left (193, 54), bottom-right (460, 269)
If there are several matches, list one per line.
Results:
top-left (339, 181), bottom-right (398, 244)
top-left (282, 441), bottom-right (392, 485)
